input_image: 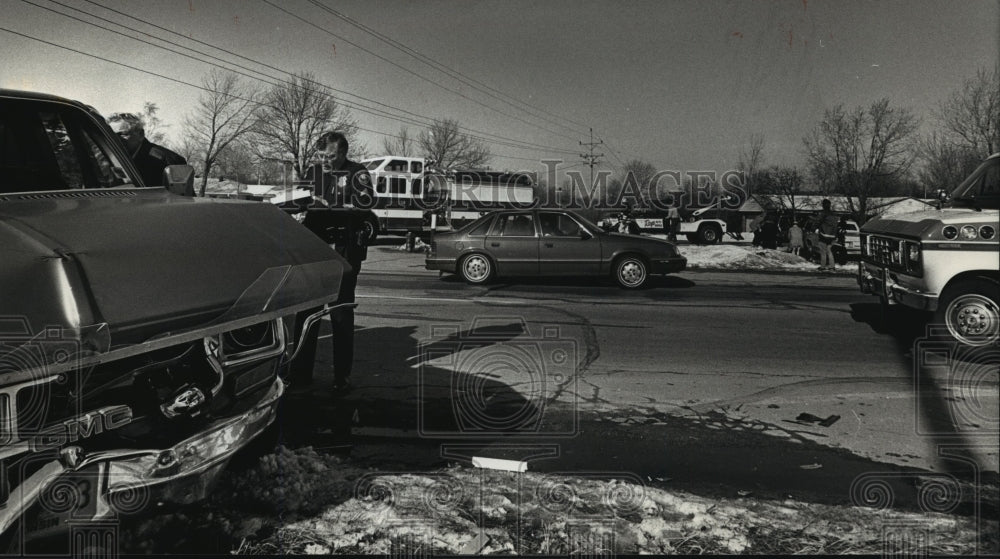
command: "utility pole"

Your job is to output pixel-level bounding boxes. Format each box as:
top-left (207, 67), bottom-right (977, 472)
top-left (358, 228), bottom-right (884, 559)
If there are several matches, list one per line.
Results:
top-left (579, 127), bottom-right (604, 190)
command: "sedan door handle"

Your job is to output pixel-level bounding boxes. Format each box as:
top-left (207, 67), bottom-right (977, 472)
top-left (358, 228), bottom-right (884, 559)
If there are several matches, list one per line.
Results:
top-left (544, 243), bottom-right (554, 248)
top-left (491, 242), bottom-right (500, 247)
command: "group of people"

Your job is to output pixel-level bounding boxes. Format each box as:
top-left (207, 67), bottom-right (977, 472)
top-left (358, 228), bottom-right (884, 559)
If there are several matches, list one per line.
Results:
top-left (106, 113), bottom-right (369, 396)
top-left (751, 199), bottom-right (845, 270)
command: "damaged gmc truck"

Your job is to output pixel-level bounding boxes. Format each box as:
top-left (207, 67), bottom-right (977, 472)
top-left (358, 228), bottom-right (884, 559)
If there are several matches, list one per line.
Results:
top-left (0, 90), bottom-right (347, 548)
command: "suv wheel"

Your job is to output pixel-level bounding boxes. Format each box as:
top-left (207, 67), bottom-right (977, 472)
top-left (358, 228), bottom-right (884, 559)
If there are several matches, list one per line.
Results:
top-left (934, 277), bottom-right (1000, 347)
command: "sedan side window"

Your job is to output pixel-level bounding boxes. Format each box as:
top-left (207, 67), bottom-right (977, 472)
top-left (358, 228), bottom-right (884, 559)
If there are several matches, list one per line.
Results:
top-left (499, 214), bottom-right (535, 237)
top-left (540, 212), bottom-right (583, 237)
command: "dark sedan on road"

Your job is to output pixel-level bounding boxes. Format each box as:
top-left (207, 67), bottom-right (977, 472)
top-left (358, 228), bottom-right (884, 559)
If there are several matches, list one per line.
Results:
top-left (426, 209), bottom-right (687, 288)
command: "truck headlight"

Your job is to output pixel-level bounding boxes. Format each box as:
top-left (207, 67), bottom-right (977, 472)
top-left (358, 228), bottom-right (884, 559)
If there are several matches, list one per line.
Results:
top-left (979, 225), bottom-right (995, 240)
top-left (942, 225), bottom-right (958, 240)
top-left (904, 241), bottom-right (922, 274)
top-left (960, 225), bottom-right (978, 240)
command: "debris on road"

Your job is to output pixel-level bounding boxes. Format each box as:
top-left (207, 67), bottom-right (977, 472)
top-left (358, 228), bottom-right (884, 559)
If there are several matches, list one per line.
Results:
top-left (795, 413), bottom-right (842, 427)
top-left (471, 456), bottom-right (528, 472)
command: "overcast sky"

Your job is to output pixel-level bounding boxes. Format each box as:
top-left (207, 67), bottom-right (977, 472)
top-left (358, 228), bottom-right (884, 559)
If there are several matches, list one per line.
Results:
top-left (2, 0), bottom-right (997, 176)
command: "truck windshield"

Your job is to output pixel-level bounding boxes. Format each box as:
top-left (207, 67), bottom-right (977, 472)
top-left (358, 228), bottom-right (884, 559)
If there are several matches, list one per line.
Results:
top-left (949, 157), bottom-right (1000, 209)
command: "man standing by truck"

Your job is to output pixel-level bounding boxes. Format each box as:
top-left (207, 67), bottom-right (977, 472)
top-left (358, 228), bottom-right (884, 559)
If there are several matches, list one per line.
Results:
top-left (108, 112), bottom-right (189, 191)
top-left (291, 131), bottom-right (374, 394)
top-left (816, 198), bottom-right (839, 271)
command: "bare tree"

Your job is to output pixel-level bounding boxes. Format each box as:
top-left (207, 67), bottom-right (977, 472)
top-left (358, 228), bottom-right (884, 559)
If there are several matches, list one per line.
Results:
top-left (737, 133), bottom-right (766, 194)
top-left (215, 139), bottom-right (256, 185)
top-left (381, 126), bottom-right (415, 156)
top-left (803, 98), bottom-right (919, 222)
top-left (938, 66), bottom-right (1000, 158)
top-left (183, 70), bottom-right (260, 196)
top-left (917, 132), bottom-right (983, 196)
top-left (253, 72), bottom-right (357, 179)
top-left (757, 165), bottom-right (805, 219)
top-left (617, 159), bottom-right (657, 207)
top-left (140, 102), bottom-right (169, 145)
top-left (419, 118), bottom-right (491, 170)
top-left (176, 135), bottom-right (203, 175)
top-left (917, 67), bottom-right (1000, 195)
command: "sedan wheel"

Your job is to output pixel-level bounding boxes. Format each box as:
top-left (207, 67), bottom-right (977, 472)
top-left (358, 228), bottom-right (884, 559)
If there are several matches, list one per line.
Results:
top-left (460, 253), bottom-right (493, 284)
top-left (615, 256), bottom-right (648, 289)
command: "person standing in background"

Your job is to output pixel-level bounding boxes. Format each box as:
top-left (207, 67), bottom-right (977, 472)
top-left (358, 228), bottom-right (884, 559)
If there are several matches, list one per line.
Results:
top-left (108, 112), bottom-right (188, 191)
top-left (290, 131), bottom-right (374, 394)
top-left (788, 221), bottom-right (804, 256)
top-left (816, 199), bottom-right (839, 270)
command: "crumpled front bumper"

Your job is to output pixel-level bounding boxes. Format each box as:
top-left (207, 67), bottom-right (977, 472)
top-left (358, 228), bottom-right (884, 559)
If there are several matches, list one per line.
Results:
top-left (1, 377), bottom-right (284, 536)
top-left (857, 261), bottom-right (938, 311)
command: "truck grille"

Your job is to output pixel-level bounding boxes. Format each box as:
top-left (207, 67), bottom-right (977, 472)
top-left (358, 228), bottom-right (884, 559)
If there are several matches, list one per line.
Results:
top-left (863, 234), bottom-right (922, 276)
top-left (867, 235), bottom-right (904, 268)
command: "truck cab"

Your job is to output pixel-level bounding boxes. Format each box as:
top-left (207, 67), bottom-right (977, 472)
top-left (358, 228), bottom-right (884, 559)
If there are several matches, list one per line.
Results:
top-left (858, 153), bottom-right (999, 347)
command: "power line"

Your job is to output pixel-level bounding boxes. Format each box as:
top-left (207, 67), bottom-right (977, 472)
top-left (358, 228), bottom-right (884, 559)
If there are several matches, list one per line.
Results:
top-left (579, 128), bottom-right (604, 189)
top-left (31, 0), bottom-right (580, 156)
top-left (0, 26), bottom-right (555, 165)
top-left (78, 0), bottom-right (576, 155)
top-left (307, 0), bottom-right (592, 137)
top-left (260, 0), bottom-right (581, 143)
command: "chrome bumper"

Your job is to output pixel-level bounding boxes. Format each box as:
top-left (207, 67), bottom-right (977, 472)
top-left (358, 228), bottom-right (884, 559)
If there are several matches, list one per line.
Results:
top-left (0, 377), bottom-right (285, 536)
top-left (857, 262), bottom-right (938, 311)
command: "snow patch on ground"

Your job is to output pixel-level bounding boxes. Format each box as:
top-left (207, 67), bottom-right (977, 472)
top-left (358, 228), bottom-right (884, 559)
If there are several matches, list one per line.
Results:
top-left (678, 243), bottom-right (853, 273)
top-left (118, 447), bottom-right (995, 555)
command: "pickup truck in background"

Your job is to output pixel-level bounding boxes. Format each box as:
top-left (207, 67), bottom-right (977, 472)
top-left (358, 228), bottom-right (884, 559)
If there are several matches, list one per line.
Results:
top-left (0, 89), bottom-right (347, 550)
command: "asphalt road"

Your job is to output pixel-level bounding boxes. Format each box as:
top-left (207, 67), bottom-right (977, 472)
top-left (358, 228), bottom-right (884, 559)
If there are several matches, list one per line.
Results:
top-left (279, 246), bottom-right (999, 512)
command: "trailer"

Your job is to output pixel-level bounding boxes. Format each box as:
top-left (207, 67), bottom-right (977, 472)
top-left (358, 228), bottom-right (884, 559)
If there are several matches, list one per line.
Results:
top-left (358, 156), bottom-right (536, 235)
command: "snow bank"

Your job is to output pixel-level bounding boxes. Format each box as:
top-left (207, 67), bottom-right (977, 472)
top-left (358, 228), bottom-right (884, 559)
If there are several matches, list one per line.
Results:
top-left (676, 243), bottom-right (854, 273)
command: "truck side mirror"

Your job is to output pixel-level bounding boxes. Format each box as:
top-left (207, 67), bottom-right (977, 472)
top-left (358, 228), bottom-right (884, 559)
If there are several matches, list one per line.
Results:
top-left (164, 164), bottom-right (195, 196)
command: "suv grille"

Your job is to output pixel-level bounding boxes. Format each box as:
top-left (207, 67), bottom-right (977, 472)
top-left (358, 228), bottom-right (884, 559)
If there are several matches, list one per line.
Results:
top-left (864, 234), bottom-right (923, 276)
top-left (867, 235), bottom-right (903, 268)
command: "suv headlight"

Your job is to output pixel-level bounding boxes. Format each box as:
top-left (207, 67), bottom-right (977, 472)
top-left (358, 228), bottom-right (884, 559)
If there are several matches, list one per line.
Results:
top-left (960, 225), bottom-right (978, 240)
top-left (904, 241), bottom-right (922, 274)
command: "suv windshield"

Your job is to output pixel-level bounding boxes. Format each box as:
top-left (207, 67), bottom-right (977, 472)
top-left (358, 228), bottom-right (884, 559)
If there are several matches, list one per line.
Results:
top-left (949, 156), bottom-right (1000, 210)
top-left (1, 99), bottom-right (133, 193)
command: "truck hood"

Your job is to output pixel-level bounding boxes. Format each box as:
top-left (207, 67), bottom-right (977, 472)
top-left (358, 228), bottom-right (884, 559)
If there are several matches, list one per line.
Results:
top-left (860, 208), bottom-right (1000, 238)
top-left (0, 189), bottom-right (345, 367)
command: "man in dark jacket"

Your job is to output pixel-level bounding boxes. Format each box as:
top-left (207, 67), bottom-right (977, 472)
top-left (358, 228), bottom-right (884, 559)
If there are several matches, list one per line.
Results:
top-left (290, 131), bottom-right (374, 394)
top-left (108, 113), bottom-right (189, 192)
